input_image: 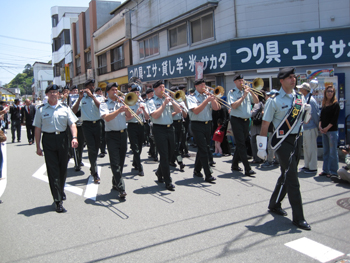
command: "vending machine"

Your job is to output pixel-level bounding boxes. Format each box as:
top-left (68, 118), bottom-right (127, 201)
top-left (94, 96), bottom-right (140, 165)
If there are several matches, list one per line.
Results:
top-left (303, 69), bottom-right (346, 146)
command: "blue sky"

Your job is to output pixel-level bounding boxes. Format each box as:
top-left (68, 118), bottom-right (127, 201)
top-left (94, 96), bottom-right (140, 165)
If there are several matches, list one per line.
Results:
top-left (0, 0), bottom-right (125, 86)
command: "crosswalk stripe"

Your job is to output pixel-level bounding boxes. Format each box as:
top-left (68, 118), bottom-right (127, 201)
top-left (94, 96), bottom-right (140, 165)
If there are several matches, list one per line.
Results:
top-left (285, 237), bottom-right (344, 263)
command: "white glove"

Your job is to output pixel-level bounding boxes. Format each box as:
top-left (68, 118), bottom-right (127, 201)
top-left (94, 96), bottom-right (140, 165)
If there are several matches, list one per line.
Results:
top-left (257, 135), bottom-right (267, 160)
top-left (304, 103), bottom-right (312, 123)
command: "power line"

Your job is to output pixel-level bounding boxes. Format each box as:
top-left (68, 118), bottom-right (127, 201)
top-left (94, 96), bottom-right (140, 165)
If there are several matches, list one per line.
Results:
top-left (0, 66), bottom-right (18, 76)
top-left (0, 35), bottom-right (50, 45)
top-left (0, 42), bottom-right (52, 53)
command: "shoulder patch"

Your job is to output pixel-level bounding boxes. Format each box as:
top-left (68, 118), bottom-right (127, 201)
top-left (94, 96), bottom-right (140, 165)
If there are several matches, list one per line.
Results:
top-left (38, 104), bottom-right (45, 109)
top-left (296, 91), bottom-right (302, 95)
top-left (271, 92), bottom-right (279, 98)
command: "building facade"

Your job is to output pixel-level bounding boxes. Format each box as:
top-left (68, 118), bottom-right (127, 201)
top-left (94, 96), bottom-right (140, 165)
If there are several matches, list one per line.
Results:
top-left (125, 0), bottom-right (350, 109)
top-left (71, 0), bottom-right (122, 89)
top-left (33, 62), bottom-right (53, 100)
top-left (51, 6), bottom-right (88, 87)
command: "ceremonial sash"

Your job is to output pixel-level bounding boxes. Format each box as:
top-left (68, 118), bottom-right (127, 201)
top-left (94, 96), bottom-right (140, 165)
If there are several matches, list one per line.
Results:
top-left (270, 93), bottom-right (303, 150)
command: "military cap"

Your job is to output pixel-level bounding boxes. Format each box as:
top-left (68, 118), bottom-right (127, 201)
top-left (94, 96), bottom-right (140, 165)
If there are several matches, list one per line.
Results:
top-left (45, 84), bottom-right (60, 94)
top-left (70, 85), bottom-right (78, 91)
top-left (277, 67), bottom-right (295, 79)
top-left (106, 82), bottom-right (118, 92)
top-left (63, 85), bottom-right (70, 90)
top-left (170, 86), bottom-right (179, 92)
top-left (84, 79), bottom-right (95, 87)
top-left (153, 80), bottom-right (164, 89)
top-left (146, 89), bottom-right (154, 94)
top-left (95, 87), bottom-right (102, 92)
top-left (178, 85), bottom-right (186, 90)
top-left (233, 74), bottom-right (244, 81)
top-left (194, 79), bottom-right (205, 86)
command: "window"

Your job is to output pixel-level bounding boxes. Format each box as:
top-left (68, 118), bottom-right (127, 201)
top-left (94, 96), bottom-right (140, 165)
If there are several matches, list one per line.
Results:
top-left (169, 23), bottom-right (187, 49)
top-left (54, 59), bottom-right (65, 77)
top-left (52, 14), bottom-right (58, 27)
top-left (85, 52), bottom-right (91, 71)
top-left (111, 45), bottom-right (124, 71)
top-left (191, 13), bottom-right (213, 44)
top-left (53, 29), bottom-right (70, 52)
top-left (97, 53), bottom-right (107, 75)
top-left (75, 57), bottom-right (81, 75)
top-left (139, 35), bottom-right (159, 59)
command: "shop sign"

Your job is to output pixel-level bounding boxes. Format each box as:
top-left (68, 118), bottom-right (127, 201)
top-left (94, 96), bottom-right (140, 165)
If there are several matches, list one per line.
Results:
top-left (128, 28), bottom-right (350, 82)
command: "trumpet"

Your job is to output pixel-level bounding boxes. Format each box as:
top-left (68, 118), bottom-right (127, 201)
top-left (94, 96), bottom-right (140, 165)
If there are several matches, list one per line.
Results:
top-left (115, 91), bottom-right (144, 125)
top-left (205, 86), bottom-right (231, 110)
top-left (164, 88), bottom-right (186, 102)
top-left (243, 78), bottom-right (265, 96)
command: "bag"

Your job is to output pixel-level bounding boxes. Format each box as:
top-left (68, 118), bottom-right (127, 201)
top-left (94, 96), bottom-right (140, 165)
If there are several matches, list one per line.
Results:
top-left (0, 130), bottom-right (6, 143)
top-left (252, 109), bottom-right (263, 125)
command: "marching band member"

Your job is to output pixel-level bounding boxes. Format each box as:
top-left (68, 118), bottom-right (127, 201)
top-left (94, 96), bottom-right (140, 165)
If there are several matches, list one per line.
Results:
top-left (257, 67), bottom-right (312, 230)
top-left (169, 86), bottom-right (187, 170)
top-left (228, 74), bottom-right (259, 177)
top-left (100, 82), bottom-right (131, 199)
top-left (33, 84), bottom-right (78, 213)
top-left (146, 80), bottom-right (181, 191)
top-left (145, 89), bottom-right (158, 161)
top-left (127, 84), bottom-right (149, 177)
top-left (186, 79), bottom-right (220, 183)
top-left (72, 79), bottom-right (104, 184)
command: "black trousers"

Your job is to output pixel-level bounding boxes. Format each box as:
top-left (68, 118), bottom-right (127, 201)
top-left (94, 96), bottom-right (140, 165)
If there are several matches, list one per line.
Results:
top-left (127, 123), bottom-right (144, 172)
top-left (171, 120), bottom-right (183, 164)
top-left (268, 134), bottom-right (305, 222)
top-left (148, 123), bottom-right (158, 158)
top-left (99, 120), bottom-right (106, 153)
top-left (231, 116), bottom-right (251, 172)
top-left (42, 132), bottom-right (68, 202)
top-left (82, 121), bottom-right (100, 175)
top-left (152, 124), bottom-right (175, 184)
top-left (11, 119), bottom-right (21, 141)
top-left (106, 130), bottom-right (127, 192)
top-left (25, 124), bottom-right (35, 143)
top-left (180, 117), bottom-right (189, 154)
top-left (191, 121), bottom-right (213, 178)
top-left (69, 125), bottom-right (84, 167)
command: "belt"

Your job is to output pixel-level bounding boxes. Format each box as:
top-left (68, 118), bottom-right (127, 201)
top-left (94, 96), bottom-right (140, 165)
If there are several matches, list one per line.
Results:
top-left (153, 124), bottom-right (172, 128)
top-left (107, 129), bottom-right (125, 133)
top-left (83, 120), bottom-right (98, 124)
top-left (175, 120), bottom-right (182, 123)
top-left (232, 116), bottom-right (248, 121)
top-left (192, 121), bottom-right (210, 124)
top-left (43, 131), bottom-right (66, 135)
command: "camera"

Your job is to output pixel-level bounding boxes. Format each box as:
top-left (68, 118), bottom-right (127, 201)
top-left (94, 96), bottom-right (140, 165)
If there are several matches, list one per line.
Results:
top-left (339, 145), bottom-right (350, 152)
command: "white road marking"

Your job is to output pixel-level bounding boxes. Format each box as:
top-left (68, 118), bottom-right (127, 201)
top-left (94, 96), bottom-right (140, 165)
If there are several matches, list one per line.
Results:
top-left (32, 162), bottom-right (99, 200)
top-left (0, 143), bottom-right (7, 198)
top-left (84, 166), bottom-right (101, 201)
top-left (285, 237), bottom-right (344, 263)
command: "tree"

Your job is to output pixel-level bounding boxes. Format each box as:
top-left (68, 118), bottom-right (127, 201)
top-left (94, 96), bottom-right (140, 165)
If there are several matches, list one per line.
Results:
top-left (23, 64), bottom-right (33, 77)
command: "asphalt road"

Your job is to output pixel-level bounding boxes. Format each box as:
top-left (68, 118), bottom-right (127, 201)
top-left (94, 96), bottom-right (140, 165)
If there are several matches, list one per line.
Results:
top-left (1, 128), bottom-right (349, 263)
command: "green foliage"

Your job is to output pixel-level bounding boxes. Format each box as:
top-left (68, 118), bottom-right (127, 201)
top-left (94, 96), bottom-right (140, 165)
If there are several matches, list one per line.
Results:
top-left (6, 64), bottom-right (34, 95)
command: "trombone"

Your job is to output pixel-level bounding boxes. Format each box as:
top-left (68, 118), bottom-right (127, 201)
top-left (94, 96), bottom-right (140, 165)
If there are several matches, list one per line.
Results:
top-left (205, 86), bottom-right (231, 110)
top-left (164, 88), bottom-right (186, 102)
top-left (115, 91), bottom-right (144, 125)
top-left (243, 78), bottom-right (265, 97)
top-left (162, 91), bottom-right (188, 113)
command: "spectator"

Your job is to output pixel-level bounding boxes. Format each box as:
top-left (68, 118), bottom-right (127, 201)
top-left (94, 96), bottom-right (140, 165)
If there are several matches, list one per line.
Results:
top-left (319, 84), bottom-right (340, 178)
top-left (212, 118), bottom-right (224, 157)
top-left (333, 147), bottom-right (350, 184)
top-left (297, 83), bottom-right (319, 174)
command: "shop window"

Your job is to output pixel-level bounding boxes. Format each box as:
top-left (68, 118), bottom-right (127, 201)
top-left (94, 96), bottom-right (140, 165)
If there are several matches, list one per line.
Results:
top-left (97, 53), bottom-right (107, 75)
top-left (191, 13), bottom-right (213, 44)
top-left (111, 45), bottom-right (125, 71)
top-left (139, 35), bottom-right (159, 59)
top-left (169, 23), bottom-right (187, 49)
